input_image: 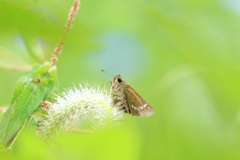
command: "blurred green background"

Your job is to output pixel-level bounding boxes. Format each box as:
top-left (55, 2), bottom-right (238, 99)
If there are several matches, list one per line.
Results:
top-left (1, 0), bottom-right (240, 159)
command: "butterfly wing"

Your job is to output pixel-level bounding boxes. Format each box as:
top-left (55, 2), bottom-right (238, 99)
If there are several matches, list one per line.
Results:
top-left (123, 84), bottom-right (154, 117)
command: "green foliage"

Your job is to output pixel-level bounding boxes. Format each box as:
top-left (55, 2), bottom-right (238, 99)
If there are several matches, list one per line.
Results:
top-left (21, 32), bottom-right (45, 63)
top-left (0, 46), bottom-right (31, 71)
top-left (0, 63), bottom-right (55, 147)
top-left (0, 127), bottom-right (139, 160)
top-left (0, 0), bottom-right (240, 160)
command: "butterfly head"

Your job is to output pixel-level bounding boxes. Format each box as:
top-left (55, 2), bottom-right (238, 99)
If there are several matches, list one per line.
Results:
top-left (113, 75), bottom-right (124, 84)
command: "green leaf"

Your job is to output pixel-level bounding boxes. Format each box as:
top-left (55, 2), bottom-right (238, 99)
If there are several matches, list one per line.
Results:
top-left (32, 63), bottom-right (55, 99)
top-left (0, 76), bottom-right (31, 144)
top-left (10, 76), bottom-right (30, 104)
top-left (27, 63), bottom-right (42, 76)
top-left (0, 46), bottom-right (31, 71)
top-left (0, 76), bottom-right (30, 144)
top-left (0, 63), bottom-right (57, 146)
top-left (49, 65), bottom-right (59, 86)
top-left (32, 64), bottom-right (51, 76)
top-left (0, 83), bottom-right (46, 145)
top-left (41, 76), bottom-right (55, 100)
top-left (21, 32), bottom-right (45, 63)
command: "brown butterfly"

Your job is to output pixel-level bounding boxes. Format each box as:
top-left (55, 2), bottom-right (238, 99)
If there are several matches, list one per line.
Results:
top-left (110, 74), bottom-right (154, 117)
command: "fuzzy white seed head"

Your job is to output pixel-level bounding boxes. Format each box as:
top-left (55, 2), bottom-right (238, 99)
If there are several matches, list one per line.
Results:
top-left (38, 83), bottom-right (124, 139)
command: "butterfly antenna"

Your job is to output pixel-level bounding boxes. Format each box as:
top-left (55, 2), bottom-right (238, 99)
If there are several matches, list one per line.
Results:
top-left (100, 69), bottom-right (114, 76)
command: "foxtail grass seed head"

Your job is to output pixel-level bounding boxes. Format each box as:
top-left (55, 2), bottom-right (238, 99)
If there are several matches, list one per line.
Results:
top-left (38, 83), bottom-right (124, 139)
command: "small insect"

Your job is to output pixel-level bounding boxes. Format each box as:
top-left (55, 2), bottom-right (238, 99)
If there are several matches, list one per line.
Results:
top-left (101, 70), bottom-right (154, 117)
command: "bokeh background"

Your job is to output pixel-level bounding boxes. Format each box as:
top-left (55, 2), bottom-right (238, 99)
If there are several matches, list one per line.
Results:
top-left (1, 0), bottom-right (240, 159)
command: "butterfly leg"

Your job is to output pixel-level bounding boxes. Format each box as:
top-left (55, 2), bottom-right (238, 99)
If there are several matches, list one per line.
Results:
top-left (114, 99), bottom-right (126, 108)
top-left (114, 99), bottom-right (130, 114)
top-left (112, 91), bottom-right (130, 114)
top-left (100, 81), bottom-right (112, 88)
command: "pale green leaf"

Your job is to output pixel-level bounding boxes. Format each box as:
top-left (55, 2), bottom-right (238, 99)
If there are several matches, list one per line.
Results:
top-left (21, 32), bottom-right (45, 63)
top-left (0, 46), bottom-right (31, 71)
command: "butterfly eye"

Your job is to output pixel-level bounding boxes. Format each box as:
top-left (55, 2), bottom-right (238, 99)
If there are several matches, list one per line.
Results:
top-left (118, 78), bottom-right (122, 83)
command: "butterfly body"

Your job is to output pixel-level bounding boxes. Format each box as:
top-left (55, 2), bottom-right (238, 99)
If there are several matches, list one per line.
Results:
top-left (111, 75), bottom-right (154, 117)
